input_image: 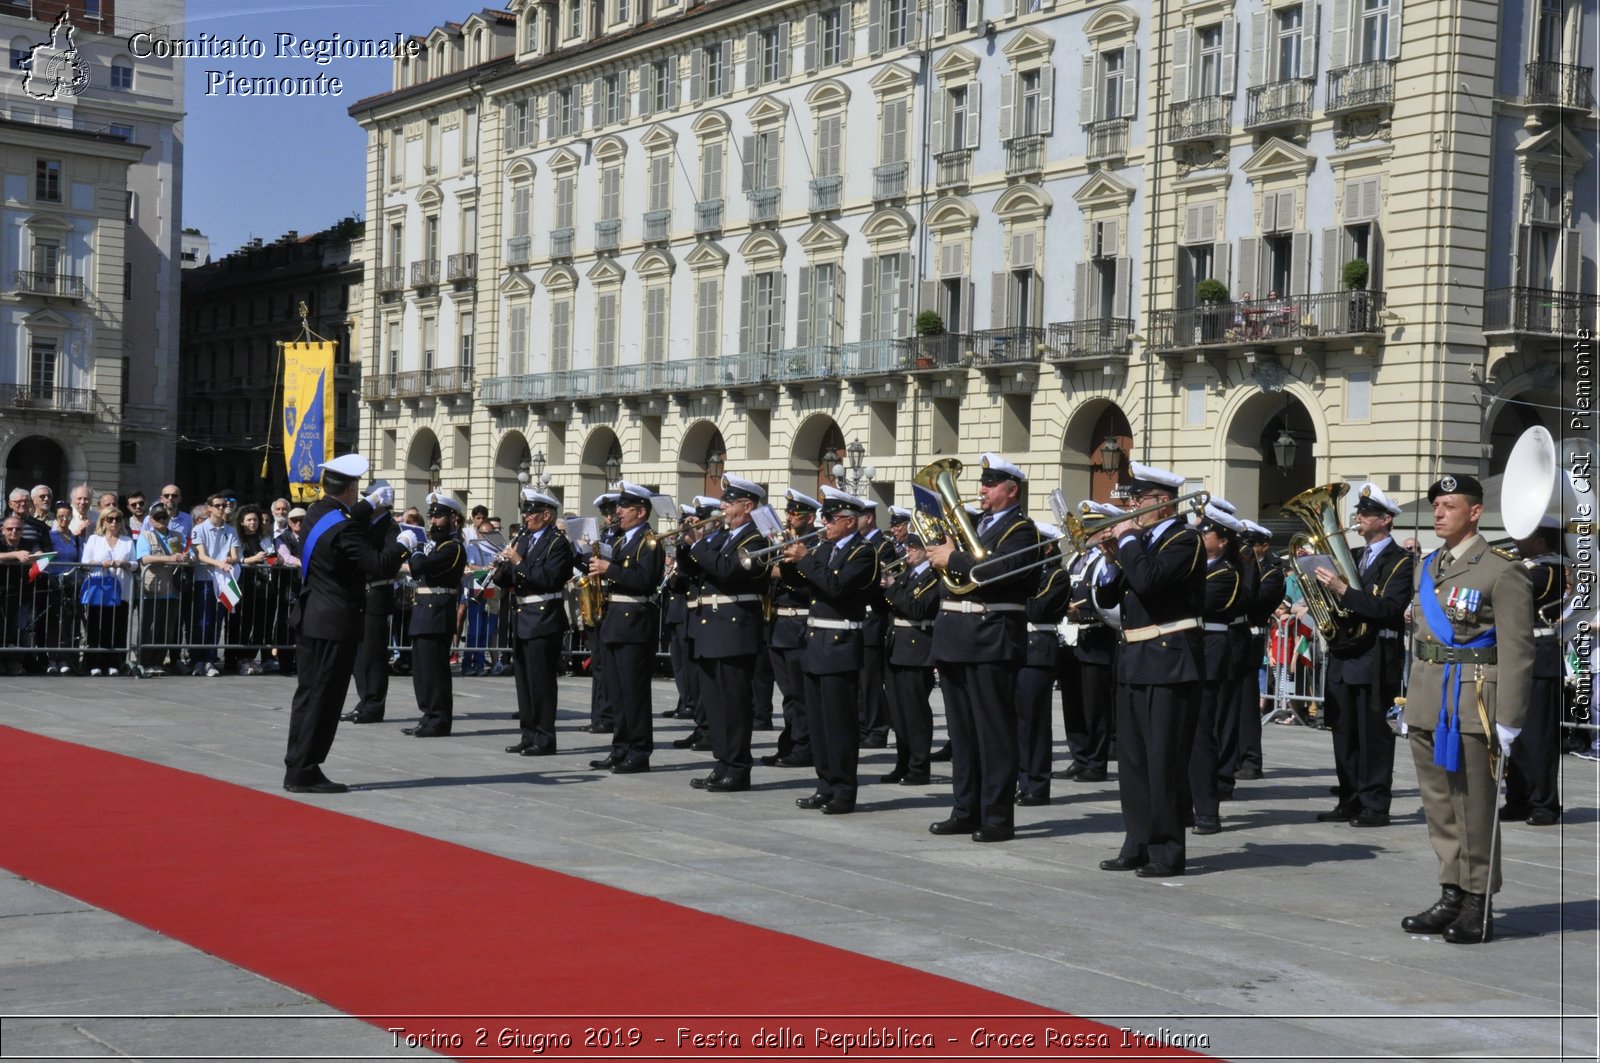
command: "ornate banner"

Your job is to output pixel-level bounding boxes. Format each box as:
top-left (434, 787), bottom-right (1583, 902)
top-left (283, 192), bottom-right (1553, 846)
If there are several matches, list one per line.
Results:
top-left (280, 341), bottom-right (335, 503)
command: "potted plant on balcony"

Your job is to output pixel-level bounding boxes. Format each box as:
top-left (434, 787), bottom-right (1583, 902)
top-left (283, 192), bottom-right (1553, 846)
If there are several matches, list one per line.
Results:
top-left (1343, 258), bottom-right (1371, 331)
top-left (1195, 278), bottom-right (1229, 343)
top-left (913, 310), bottom-right (945, 367)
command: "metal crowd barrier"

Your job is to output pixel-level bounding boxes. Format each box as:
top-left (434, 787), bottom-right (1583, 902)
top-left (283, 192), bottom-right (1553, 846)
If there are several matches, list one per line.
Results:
top-left (1265, 612), bottom-right (1327, 727)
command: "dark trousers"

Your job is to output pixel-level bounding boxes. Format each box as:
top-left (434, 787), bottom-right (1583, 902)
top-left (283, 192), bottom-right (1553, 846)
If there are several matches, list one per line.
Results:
top-left (1189, 680), bottom-right (1224, 819)
top-left (1238, 634), bottom-right (1267, 770)
top-left (771, 644), bottom-right (811, 761)
top-left (513, 632), bottom-right (563, 751)
top-left (604, 641), bottom-right (654, 762)
top-left (667, 622), bottom-right (690, 713)
top-left (1071, 656), bottom-right (1116, 773)
top-left (1213, 672), bottom-right (1245, 797)
top-left (1505, 672), bottom-right (1563, 816)
top-left (886, 663), bottom-right (934, 777)
top-left (804, 670), bottom-right (859, 805)
top-left (698, 653), bottom-right (755, 780)
top-left (1325, 676), bottom-right (1396, 814)
top-left (283, 635), bottom-right (359, 783)
top-left (411, 632), bottom-right (454, 733)
top-left (1015, 663), bottom-right (1055, 799)
top-left (589, 630), bottom-right (613, 729)
top-left (83, 603), bottom-right (127, 671)
top-left (1116, 682), bottom-right (1200, 871)
top-left (138, 596), bottom-right (180, 669)
top-left (751, 647), bottom-right (774, 726)
top-left (941, 662), bottom-right (1018, 833)
top-left (352, 609), bottom-right (390, 719)
top-left (858, 641), bottom-right (889, 742)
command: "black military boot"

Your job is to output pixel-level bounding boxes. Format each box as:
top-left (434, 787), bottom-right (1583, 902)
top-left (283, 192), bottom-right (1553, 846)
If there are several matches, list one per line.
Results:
top-left (1442, 892), bottom-right (1493, 944)
top-left (1400, 884), bottom-right (1465, 934)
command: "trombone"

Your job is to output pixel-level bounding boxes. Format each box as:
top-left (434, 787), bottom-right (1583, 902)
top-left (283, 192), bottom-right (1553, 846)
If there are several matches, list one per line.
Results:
top-left (647, 512), bottom-right (725, 549)
top-left (738, 528), bottom-right (822, 569)
top-left (965, 490), bottom-right (1210, 585)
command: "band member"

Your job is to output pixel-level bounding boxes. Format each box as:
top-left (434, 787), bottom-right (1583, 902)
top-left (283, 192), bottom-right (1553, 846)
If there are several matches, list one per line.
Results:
top-left (856, 500), bottom-right (894, 749)
top-left (669, 495), bottom-right (719, 749)
top-left (1193, 503), bottom-right (1246, 835)
top-left (1504, 519), bottom-right (1567, 826)
top-left (588, 482), bottom-right (665, 774)
top-left (402, 493), bottom-right (468, 738)
top-left (344, 481), bottom-right (407, 724)
top-left (677, 475), bottom-right (770, 792)
top-left (586, 492), bottom-right (621, 735)
top-left (1237, 521), bottom-right (1284, 780)
top-left (282, 454), bottom-right (407, 793)
top-left (762, 489), bottom-right (820, 768)
top-left (660, 504), bottom-right (698, 722)
top-left (782, 487), bottom-right (878, 814)
top-left (1017, 525), bottom-right (1069, 805)
top-left (1314, 483), bottom-right (1413, 827)
top-left (882, 533), bottom-right (940, 785)
top-left (888, 506), bottom-right (912, 547)
top-left (1096, 462), bottom-right (1205, 876)
top-left (1059, 501), bottom-right (1123, 783)
top-left (1402, 474), bottom-right (1533, 943)
top-left (497, 488), bottom-right (573, 757)
top-left (926, 454), bottom-right (1041, 843)
top-left (1206, 498), bottom-right (1253, 804)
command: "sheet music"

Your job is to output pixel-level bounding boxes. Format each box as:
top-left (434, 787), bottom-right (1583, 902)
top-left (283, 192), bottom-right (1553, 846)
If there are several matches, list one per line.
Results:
top-left (751, 504), bottom-right (785, 541)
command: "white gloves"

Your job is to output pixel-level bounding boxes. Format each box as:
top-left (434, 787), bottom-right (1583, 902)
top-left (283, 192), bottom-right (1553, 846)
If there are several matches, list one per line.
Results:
top-left (1495, 723), bottom-right (1521, 752)
top-left (395, 529), bottom-right (420, 552)
top-left (366, 485), bottom-right (395, 509)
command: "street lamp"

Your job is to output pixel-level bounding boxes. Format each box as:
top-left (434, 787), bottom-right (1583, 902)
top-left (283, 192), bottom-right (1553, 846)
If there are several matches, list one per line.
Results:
top-left (604, 449), bottom-right (622, 485)
top-left (1272, 427), bottom-right (1298, 471)
top-left (831, 439), bottom-right (875, 494)
top-left (428, 459), bottom-right (442, 489)
top-left (1096, 437), bottom-right (1124, 475)
top-left (707, 447), bottom-right (726, 478)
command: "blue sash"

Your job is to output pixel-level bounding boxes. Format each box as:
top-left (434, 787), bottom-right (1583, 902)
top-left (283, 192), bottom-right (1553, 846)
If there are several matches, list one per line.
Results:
top-left (1417, 550), bottom-right (1496, 772)
top-left (299, 508), bottom-right (348, 583)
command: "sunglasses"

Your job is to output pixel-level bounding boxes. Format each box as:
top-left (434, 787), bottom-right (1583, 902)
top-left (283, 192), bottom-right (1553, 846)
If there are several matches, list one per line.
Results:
top-left (162, 492), bottom-right (179, 498)
top-left (105, 517), bottom-right (122, 523)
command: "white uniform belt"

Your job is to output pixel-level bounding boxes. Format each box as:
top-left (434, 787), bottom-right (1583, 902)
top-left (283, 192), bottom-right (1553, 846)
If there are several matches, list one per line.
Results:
top-left (607, 593), bottom-right (650, 604)
top-left (694, 594), bottom-right (763, 607)
top-left (1203, 622), bottom-right (1231, 633)
top-left (1377, 630), bottom-right (1401, 640)
top-left (414, 586), bottom-right (456, 597)
top-left (367, 579), bottom-right (392, 589)
top-left (1230, 618), bottom-right (1249, 626)
top-left (775, 606), bottom-right (808, 617)
top-left (1534, 626), bottom-right (1556, 638)
top-left (1027, 623), bottom-right (1059, 633)
top-left (808, 618), bottom-right (863, 630)
top-left (1122, 617), bottom-right (1201, 643)
top-left (517, 592), bottom-right (563, 604)
top-left (940, 600), bottom-right (1026, 615)
top-left (894, 618), bottom-right (933, 630)
top-left (1248, 626), bottom-right (1265, 636)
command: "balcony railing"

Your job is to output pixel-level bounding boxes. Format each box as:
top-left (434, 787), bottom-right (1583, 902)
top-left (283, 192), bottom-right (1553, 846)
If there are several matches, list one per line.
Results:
top-left (1004, 135), bottom-right (1045, 177)
top-left (550, 227), bottom-right (575, 260)
top-left (1047, 318), bottom-right (1135, 362)
top-left (504, 236), bottom-right (531, 267)
top-left (481, 372), bottom-right (560, 406)
top-left (446, 253), bottom-right (477, 281)
top-left (1326, 61), bottom-right (1396, 114)
top-left (872, 161), bottom-right (909, 201)
top-left (1484, 287), bottom-right (1599, 335)
top-left (375, 266), bottom-right (405, 293)
top-left (717, 350), bottom-right (774, 386)
top-left (362, 367), bottom-right (474, 401)
top-left (643, 209), bottom-right (671, 244)
top-left (747, 187), bottom-right (781, 224)
top-left (973, 326), bottom-right (1050, 365)
top-left (1245, 80), bottom-right (1313, 129)
top-left (426, 366), bottom-right (473, 395)
top-left (1169, 95), bottom-right (1232, 143)
top-left (906, 333), bottom-right (970, 369)
top-left (772, 345), bottom-right (839, 382)
top-left (410, 260), bottom-right (440, 287)
top-left (935, 148), bottom-right (972, 189)
top-left (1084, 118), bottom-right (1129, 163)
top-left (839, 339), bottom-right (912, 376)
top-left (1147, 290), bottom-right (1389, 351)
top-left (695, 199), bottom-right (724, 235)
top-left (595, 219), bottom-right (621, 254)
top-left (0, 382), bottom-right (94, 414)
top-left (809, 175), bottom-right (843, 214)
top-left (11, 270), bottom-right (85, 298)
top-left (1526, 61), bottom-right (1596, 110)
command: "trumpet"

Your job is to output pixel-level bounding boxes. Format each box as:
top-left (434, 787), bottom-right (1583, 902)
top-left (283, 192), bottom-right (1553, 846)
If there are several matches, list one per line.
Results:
top-left (881, 554), bottom-right (909, 581)
top-left (738, 528), bottom-right (822, 569)
top-left (646, 512), bottom-right (725, 549)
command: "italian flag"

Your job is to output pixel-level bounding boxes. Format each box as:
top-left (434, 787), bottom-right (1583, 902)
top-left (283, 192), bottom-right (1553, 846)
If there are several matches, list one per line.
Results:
top-left (1293, 615), bottom-right (1317, 668)
top-left (470, 567), bottom-right (496, 601)
top-left (217, 575), bottom-right (242, 613)
top-left (26, 552), bottom-right (55, 581)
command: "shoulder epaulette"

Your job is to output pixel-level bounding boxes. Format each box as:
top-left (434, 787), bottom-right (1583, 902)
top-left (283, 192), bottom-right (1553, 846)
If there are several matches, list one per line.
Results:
top-left (995, 516), bottom-right (1039, 547)
top-left (1491, 546), bottom-right (1519, 562)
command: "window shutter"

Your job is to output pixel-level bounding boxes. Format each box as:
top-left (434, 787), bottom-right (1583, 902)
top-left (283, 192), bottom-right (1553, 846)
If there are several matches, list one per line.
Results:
top-left (1261, 192), bottom-right (1277, 233)
top-left (742, 134), bottom-right (757, 192)
top-left (1369, 222), bottom-right (1384, 290)
top-left (1321, 227), bottom-right (1341, 294)
top-left (990, 272), bottom-right (1009, 328)
top-left (1122, 48), bottom-right (1139, 117)
top-left (1074, 262), bottom-right (1090, 319)
top-left (1212, 242), bottom-right (1231, 289)
top-left (1199, 202), bottom-right (1216, 242)
top-left (745, 31), bottom-right (760, 87)
top-left (1362, 177), bottom-right (1380, 220)
top-left (805, 13), bottom-right (819, 72)
top-left (739, 275), bottom-right (754, 352)
top-left (1328, 0), bottom-right (1351, 71)
top-left (545, 91), bottom-right (557, 138)
top-left (860, 258), bottom-right (877, 339)
top-left (921, 279), bottom-right (938, 317)
top-left (778, 23), bottom-right (791, 79)
top-left (1238, 237), bottom-right (1260, 297)
top-left (1564, 230), bottom-right (1582, 292)
top-left (959, 82), bottom-right (979, 147)
top-left (1011, 230), bottom-right (1035, 269)
top-left (931, 88), bottom-right (946, 153)
top-left (1000, 0), bottom-right (1016, 17)
top-left (591, 77), bottom-right (604, 128)
top-left (797, 266), bottom-right (813, 347)
top-left (762, 132), bottom-right (780, 188)
top-left (640, 64), bottom-right (655, 117)
top-left (998, 72), bottom-right (1016, 139)
top-left (1103, 218), bottom-right (1121, 256)
top-left (667, 61), bottom-right (679, 108)
top-left (1112, 257), bottom-right (1131, 318)
top-left (1342, 178), bottom-right (1364, 222)
top-left (1080, 54), bottom-right (1096, 124)
top-left (1301, 5), bottom-right (1319, 79)
top-left (1221, 18), bottom-right (1238, 94)
top-left (897, 253), bottom-right (913, 338)
top-left (1183, 204), bottom-right (1199, 243)
top-left (1386, 0), bottom-right (1402, 60)
top-left (1291, 231), bottom-right (1311, 296)
top-left (620, 75), bottom-right (632, 121)
top-left (940, 242), bottom-right (963, 276)
top-left (1039, 62), bottom-right (1056, 133)
top-left (1170, 28), bottom-right (1191, 105)
top-left (1248, 11), bottom-right (1267, 88)
top-left (867, 0), bottom-right (882, 54)
top-left (690, 47), bottom-right (705, 104)
top-left (1279, 190), bottom-right (1298, 231)
top-left (931, 0), bottom-right (946, 38)
top-left (721, 40), bottom-right (734, 88)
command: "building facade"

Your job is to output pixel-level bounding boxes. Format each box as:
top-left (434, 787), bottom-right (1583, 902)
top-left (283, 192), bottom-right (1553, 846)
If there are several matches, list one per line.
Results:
top-left (351, 0), bottom-right (1598, 527)
top-left (176, 219), bottom-right (365, 499)
top-left (1, 0), bottom-right (185, 499)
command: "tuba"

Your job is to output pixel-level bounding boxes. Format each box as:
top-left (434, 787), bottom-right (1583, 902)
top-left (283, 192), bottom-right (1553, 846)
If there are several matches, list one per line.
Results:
top-left (1281, 482), bottom-right (1368, 643)
top-left (911, 458), bottom-right (987, 595)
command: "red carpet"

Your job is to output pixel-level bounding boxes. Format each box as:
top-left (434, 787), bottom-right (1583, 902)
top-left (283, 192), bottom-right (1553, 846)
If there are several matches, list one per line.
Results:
top-left (0, 726), bottom-right (1210, 1059)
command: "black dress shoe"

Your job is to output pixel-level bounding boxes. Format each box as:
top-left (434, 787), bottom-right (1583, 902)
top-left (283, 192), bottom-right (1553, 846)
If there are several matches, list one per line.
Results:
top-left (860, 735), bottom-right (888, 749)
top-left (611, 759), bottom-right (650, 774)
top-left (759, 754), bottom-right (781, 766)
top-left (690, 739), bottom-right (714, 751)
top-left (505, 743), bottom-right (531, 754)
top-left (284, 777), bottom-right (349, 794)
top-left (590, 756), bottom-right (621, 769)
top-left (660, 708), bottom-right (678, 718)
top-left (586, 723), bottom-right (612, 734)
top-left (775, 753), bottom-right (814, 767)
top-left (1099, 855), bottom-right (1147, 872)
top-left (1349, 809), bottom-right (1391, 827)
top-left (1235, 765), bottom-right (1263, 780)
top-left (821, 799), bottom-right (854, 814)
top-left (1442, 892), bottom-right (1492, 944)
top-left (689, 774), bottom-right (720, 790)
top-left (929, 744), bottom-right (952, 762)
top-left (1136, 863), bottom-right (1183, 878)
top-left (671, 734), bottom-right (703, 749)
top-left (1072, 769), bottom-right (1107, 783)
top-left (1526, 808), bottom-right (1560, 826)
top-left (879, 770), bottom-right (906, 784)
top-left (520, 746), bottom-right (555, 757)
top-left (971, 825), bottom-right (1014, 842)
top-left (1017, 793), bottom-right (1050, 807)
top-left (795, 793), bottom-right (828, 810)
top-left (928, 816), bottom-right (977, 835)
top-left (707, 776), bottom-right (750, 792)
top-left (401, 725), bottom-right (421, 735)
top-left (898, 772), bottom-right (931, 786)
top-left (1401, 885), bottom-right (1465, 933)
top-left (410, 728), bottom-right (449, 738)
top-left (1193, 815), bottom-right (1221, 835)
top-left (1499, 803), bottom-right (1531, 820)
top-left (340, 711), bottom-right (360, 722)
top-left (1316, 804), bottom-right (1358, 822)
top-left (349, 714), bottom-right (383, 724)
top-left (754, 719), bottom-right (774, 731)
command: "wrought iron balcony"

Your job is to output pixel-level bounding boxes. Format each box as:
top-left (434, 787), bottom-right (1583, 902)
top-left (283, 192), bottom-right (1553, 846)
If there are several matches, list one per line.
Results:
top-left (718, 350), bottom-right (775, 386)
top-left (549, 227), bottom-right (575, 260)
top-left (1046, 318), bottom-right (1135, 363)
top-left (694, 199), bottom-right (724, 235)
top-left (809, 175), bottom-right (843, 214)
top-left (1147, 290), bottom-right (1389, 351)
top-left (1245, 80), bottom-right (1313, 130)
top-left (1526, 62), bottom-right (1596, 111)
top-left (11, 270), bottom-right (85, 298)
top-left (0, 382), bottom-right (94, 414)
top-left (906, 333), bottom-right (970, 370)
top-left (1484, 287), bottom-right (1598, 335)
top-left (773, 345), bottom-right (839, 382)
top-left (1084, 118), bottom-right (1129, 163)
top-left (1169, 95), bottom-right (1232, 143)
top-left (973, 326), bottom-right (1050, 365)
top-left (446, 253), bottom-right (477, 281)
top-left (504, 236), bottom-right (531, 267)
top-left (935, 148), bottom-right (972, 189)
top-left (872, 161), bottom-right (909, 201)
top-left (613, 361), bottom-right (690, 393)
top-left (595, 219), bottom-right (621, 254)
top-left (1326, 61), bottom-right (1395, 114)
top-left (1004, 135), bottom-right (1045, 178)
top-left (362, 367), bottom-right (475, 400)
top-left (374, 265), bottom-right (406, 293)
top-left (480, 371), bottom-right (561, 406)
top-left (747, 187), bottom-right (781, 224)
top-left (643, 209), bottom-right (671, 244)
top-left (839, 339), bottom-right (912, 376)
top-left (425, 366), bottom-right (473, 395)
top-left (410, 260), bottom-right (440, 287)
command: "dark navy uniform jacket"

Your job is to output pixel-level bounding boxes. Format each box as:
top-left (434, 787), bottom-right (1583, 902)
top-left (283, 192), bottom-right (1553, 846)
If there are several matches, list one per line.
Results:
top-left (931, 508), bottom-right (1040, 666)
top-left (1024, 562), bottom-right (1072, 668)
top-left (1326, 539), bottom-right (1413, 688)
top-left (687, 522), bottom-right (769, 658)
top-left (297, 495), bottom-right (407, 641)
top-left (1246, 550), bottom-right (1287, 627)
top-left (767, 535), bottom-right (814, 651)
top-left (1069, 550), bottom-right (1119, 666)
top-left (496, 526), bottom-right (574, 639)
top-left (885, 561), bottom-right (941, 668)
top-left (1201, 555), bottom-right (1243, 683)
top-left (407, 536), bottom-right (467, 637)
top-left (788, 534), bottom-right (877, 675)
top-left (597, 526), bottom-right (665, 645)
top-left (861, 530), bottom-right (896, 647)
top-left (1101, 518), bottom-right (1205, 685)
top-left (1526, 556), bottom-right (1566, 679)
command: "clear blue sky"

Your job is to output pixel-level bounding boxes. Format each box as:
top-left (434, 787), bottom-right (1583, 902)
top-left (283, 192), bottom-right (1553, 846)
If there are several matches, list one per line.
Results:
top-left (181, 1), bottom-right (484, 258)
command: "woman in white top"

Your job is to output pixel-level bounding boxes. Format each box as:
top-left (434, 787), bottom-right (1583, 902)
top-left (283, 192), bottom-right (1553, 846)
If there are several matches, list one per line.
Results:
top-left (80, 506), bottom-right (135, 675)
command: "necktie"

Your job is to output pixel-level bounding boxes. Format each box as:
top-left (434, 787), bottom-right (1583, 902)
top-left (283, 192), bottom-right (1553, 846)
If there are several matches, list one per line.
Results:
top-left (978, 515), bottom-right (994, 536)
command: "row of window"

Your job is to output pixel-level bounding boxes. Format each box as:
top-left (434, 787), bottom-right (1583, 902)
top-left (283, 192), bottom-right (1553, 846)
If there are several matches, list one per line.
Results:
top-left (6, 40), bottom-right (132, 88)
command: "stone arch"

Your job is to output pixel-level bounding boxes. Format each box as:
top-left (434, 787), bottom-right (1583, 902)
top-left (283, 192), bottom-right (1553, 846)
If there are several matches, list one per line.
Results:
top-left (1083, 4), bottom-right (1139, 39)
top-left (677, 418), bottom-right (727, 502)
top-left (492, 429), bottom-right (532, 522)
top-left (790, 413), bottom-right (846, 496)
top-left (592, 134), bottom-right (628, 161)
top-left (404, 427), bottom-right (442, 511)
top-left (1, 433), bottom-right (72, 503)
top-left (926, 195), bottom-right (979, 234)
top-left (994, 183), bottom-right (1054, 222)
top-left (1060, 398), bottom-right (1134, 505)
top-left (1482, 372), bottom-right (1562, 478)
top-left (1216, 385), bottom-right (1324, 517)
top-left (578, 424), bottom-right (622, 507)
